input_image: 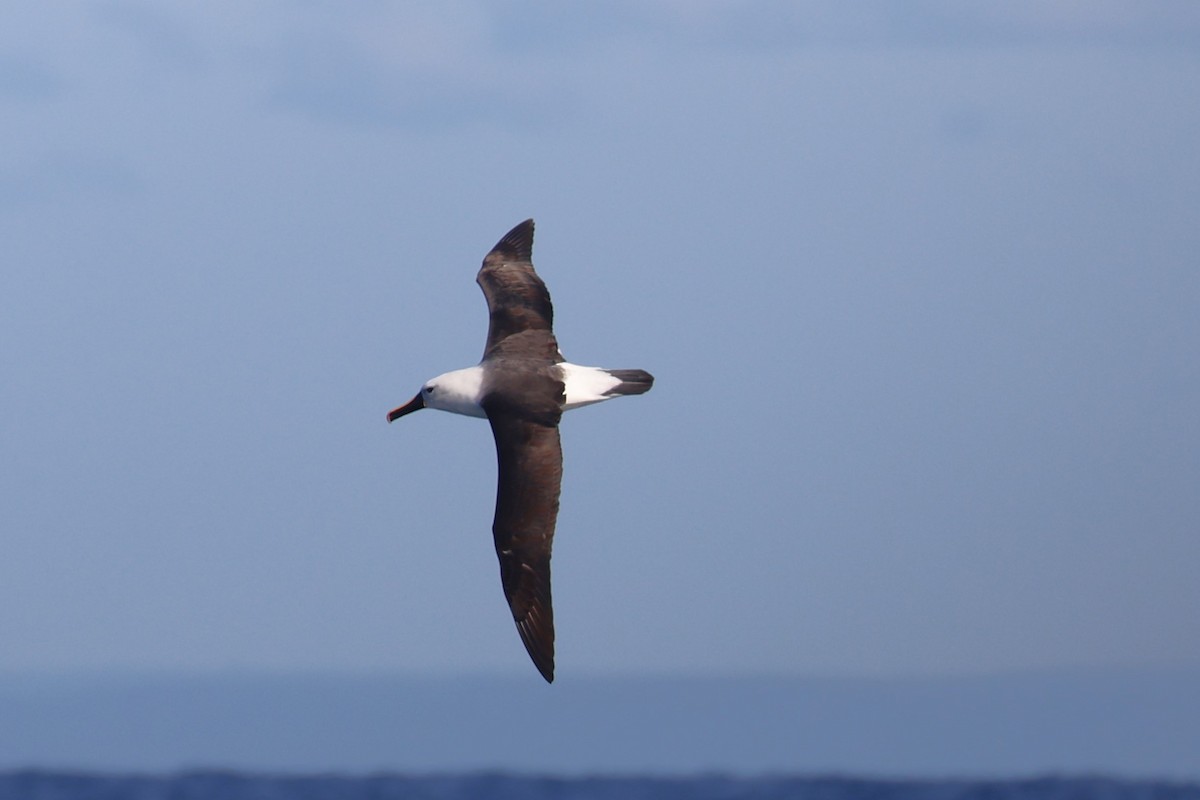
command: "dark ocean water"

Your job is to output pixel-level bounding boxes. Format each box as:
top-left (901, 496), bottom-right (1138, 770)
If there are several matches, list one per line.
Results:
top-left (0, 773), bottom-right (1197, 800)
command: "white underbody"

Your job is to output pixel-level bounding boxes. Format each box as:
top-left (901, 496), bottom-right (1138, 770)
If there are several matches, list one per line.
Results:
top-left (420, 362), bottom-right (624, 418)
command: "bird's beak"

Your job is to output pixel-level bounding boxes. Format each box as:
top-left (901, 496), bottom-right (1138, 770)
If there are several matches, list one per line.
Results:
top-left (387, 394), bottom-right (425, 423)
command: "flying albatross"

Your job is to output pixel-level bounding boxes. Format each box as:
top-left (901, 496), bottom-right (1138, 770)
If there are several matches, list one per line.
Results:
top-left (386, 219), bottom-right (654, 683)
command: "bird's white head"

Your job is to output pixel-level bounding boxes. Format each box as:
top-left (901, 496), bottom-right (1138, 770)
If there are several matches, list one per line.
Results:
top-left (387, 366), bottom-right (487, 422)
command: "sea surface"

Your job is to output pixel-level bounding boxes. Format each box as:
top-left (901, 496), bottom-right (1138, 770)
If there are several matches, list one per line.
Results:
top-left (0, 773), bottom-right (1198, 800)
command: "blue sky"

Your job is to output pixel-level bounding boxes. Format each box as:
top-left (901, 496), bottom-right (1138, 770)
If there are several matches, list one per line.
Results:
top-left (1, 2), bottom-right (1198, 679)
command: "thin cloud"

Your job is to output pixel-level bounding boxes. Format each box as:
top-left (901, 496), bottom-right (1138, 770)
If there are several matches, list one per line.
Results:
top-left (262, 36), bottom-right (564, 131)
top-left (0, 55), bottom-right (64, 103)
top-left (489, 0), bottom-right (1200, 51)
top-left (92, 1), bottom-right (206, 70)
top-left (0, 153), bottom-right (141, 210)
top-left (251, 5), bottom-right (567, 130)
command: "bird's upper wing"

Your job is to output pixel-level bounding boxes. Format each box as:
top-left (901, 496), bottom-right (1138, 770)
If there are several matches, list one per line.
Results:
top-left (476, 219), bottom-right (560, 361)
top-left (483, 380), bottom-right (563, 684)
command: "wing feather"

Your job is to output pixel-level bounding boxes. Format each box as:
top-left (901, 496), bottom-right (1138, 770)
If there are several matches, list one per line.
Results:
top-left (476, 219), bottom-right (560, 360)
top-left (485, 407), bottom-right (562, 683)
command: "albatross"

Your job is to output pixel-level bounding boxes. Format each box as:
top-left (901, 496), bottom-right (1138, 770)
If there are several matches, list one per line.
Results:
top-left (386, 219), bottom-right (654, 683)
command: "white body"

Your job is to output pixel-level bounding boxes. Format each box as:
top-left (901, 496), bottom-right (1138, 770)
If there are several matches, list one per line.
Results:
top-left (421, 363), bottom-right (624, 418)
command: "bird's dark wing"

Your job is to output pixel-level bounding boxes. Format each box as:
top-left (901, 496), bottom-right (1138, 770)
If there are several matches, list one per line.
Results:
top-left (478, 220), bottom-right (566, 682)
top-left (477, 219), bottom-right (560, 361)
top-left (483, 396), bottom-right (563, 683)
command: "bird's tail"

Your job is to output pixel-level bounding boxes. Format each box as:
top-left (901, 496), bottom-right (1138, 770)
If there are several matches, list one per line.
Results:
top-left (603, 369), bottom-right (655, 397)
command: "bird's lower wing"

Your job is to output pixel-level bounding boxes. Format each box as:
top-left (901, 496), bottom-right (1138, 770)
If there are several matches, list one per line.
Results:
top-left (486, 410), bottom-right (562, 683)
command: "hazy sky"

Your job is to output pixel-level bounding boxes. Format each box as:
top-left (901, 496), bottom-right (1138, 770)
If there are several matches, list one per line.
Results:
top-left (2, 2), bottom-right (1198, 679)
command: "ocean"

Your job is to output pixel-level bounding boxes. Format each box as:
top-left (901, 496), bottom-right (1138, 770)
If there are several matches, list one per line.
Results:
top-left (0, 773), bottom-right (1198, 800)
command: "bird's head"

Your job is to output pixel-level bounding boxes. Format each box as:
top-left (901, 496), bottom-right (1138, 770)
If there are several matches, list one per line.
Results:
top-left (387, 368), bottom-right (486, 422)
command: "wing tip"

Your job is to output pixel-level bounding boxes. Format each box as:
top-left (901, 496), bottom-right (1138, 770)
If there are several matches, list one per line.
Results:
top-left (514, 599), bottom-right (555, 684)
top-left (518, 621), bottom-right (555, 683)
top-left (488, 218), bottom-right (535, 263)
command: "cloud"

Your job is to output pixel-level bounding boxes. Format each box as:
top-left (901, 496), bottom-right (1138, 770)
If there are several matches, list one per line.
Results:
top-left (264, 62), bottom-right (547, 131)
top-left (92, 1), bottom-right (206, 70)
top-left (0, 55), bottom-right (64, 103)
top-left (250, 4), bottom-right (567, 130)
top-left (0, 153), bottom-right (141, 209)
top-left (488, 0), bottom-right (1200, 51)
top-left (21, 0), bottom-right (1191, 135)
top-left (262, 34), bottom-right (563, 130)
top-left (891, 1), bottom-right (1200, 47)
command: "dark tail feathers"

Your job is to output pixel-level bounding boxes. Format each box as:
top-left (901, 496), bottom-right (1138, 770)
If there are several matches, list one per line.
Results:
top-left (604, 369), bottom-right (654, 397)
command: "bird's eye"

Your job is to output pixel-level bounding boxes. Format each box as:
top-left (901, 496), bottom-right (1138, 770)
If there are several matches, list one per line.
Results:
top-left (425, 385), bottom-right (435, 394)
